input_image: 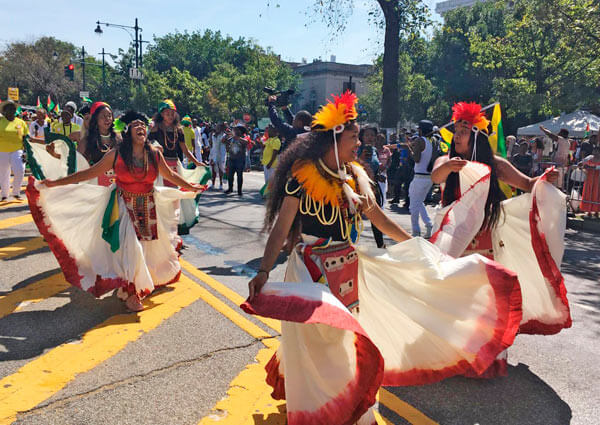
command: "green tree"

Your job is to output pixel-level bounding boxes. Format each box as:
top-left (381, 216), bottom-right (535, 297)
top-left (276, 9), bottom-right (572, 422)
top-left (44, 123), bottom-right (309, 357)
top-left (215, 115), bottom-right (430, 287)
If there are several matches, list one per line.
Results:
top-left (310, 0), bottom-right (430, 127)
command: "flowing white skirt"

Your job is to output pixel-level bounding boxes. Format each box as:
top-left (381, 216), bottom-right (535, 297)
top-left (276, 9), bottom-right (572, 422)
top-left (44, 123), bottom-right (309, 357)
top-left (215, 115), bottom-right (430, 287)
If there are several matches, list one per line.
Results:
top-left (26, 178), bottom-right (195, 297)
top-left (157, 161), bottom-right (211, 234)
top-left (431, 162), bottom-right (571, 335)
top-left (25, 137), bottom-right (90, 180)
top-left (242, 236), bottom-right (522, 425)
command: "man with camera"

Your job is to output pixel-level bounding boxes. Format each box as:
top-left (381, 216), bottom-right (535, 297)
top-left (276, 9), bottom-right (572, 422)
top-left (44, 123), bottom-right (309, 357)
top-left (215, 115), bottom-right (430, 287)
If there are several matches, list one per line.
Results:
top-left (266, 89), bottom-right (312, 150)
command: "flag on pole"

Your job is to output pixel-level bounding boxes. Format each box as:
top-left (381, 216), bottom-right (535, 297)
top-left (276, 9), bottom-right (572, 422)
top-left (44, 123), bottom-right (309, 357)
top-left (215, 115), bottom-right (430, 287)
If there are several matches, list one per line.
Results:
top-left (36, 96), bottom-right (41, 108)
top-left (46, 95), bottom-right (55, 112)
top-left (488, 103), bottom-right (506, 158)
top-left (53, 103), bottom-right (61, 115)
top-left (82, 96), bottom-right (92, 104)
top-left (439, 127), bottom-right (453, 153)
top-left (584, 122), bottom-right (590, 138)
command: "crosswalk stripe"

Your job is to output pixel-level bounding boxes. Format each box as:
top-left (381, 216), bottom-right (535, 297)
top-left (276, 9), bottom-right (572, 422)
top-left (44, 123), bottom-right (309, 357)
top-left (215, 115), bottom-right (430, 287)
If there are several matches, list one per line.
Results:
top-left (0, 276), bottom-right (204, 424)
top-left (0, 237), bottom-right (46, 260)
top-left (0, 214), bottom-right (33, 230)
top-left (180, 259), bottom-right (281, 334)
top-left (378, 388), bottom-right (439, 425)
top-left (0, 273), bottom-right (68, 320)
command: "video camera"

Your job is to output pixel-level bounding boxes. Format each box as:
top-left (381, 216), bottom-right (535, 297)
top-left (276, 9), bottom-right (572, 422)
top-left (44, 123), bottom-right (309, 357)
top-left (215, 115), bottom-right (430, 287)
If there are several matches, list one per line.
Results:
top-left (264, 87), bottom-right (295, 108)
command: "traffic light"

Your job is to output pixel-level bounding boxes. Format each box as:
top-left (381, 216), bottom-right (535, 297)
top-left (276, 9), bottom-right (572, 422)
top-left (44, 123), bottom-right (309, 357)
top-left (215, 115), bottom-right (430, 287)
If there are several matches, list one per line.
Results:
top-left (64, 63), bottom-right (74, 81)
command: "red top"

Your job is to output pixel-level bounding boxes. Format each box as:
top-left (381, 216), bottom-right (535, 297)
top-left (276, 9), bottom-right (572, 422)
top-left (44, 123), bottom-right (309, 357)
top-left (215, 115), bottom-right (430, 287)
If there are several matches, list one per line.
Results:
top-left (114, 152), bottom-right (159, 193)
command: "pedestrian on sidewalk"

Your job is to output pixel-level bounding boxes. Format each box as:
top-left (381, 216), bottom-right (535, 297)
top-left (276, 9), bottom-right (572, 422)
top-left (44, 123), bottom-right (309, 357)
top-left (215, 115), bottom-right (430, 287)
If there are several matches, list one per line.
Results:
top-left (580, 145), bottom-right (600, 217)
top-left (261, 125), bottom-right (281, 185)
top-left (224, 124), bottom-right (248, 195)
top-left (0, 100), bottom-right (27, 200)
top-left (407, 120), bottom-right (434, 238)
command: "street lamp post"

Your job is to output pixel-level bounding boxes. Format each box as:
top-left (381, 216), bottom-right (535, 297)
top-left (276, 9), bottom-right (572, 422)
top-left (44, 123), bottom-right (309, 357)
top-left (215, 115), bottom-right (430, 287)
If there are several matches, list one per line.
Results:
top-left (94, 18), bottom-right (143, 73)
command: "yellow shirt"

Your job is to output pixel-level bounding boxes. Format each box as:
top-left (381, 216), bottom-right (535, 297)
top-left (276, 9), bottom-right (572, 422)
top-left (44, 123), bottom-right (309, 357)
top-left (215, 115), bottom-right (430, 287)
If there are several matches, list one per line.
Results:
top-left (0, 117), bottom-right (28, 152)
top-left (261, 137), bottom-right (282, 167)
top-left (182, 126), bottom-right (195, 152)
top-left (51, 120), bottom-right (80, 137)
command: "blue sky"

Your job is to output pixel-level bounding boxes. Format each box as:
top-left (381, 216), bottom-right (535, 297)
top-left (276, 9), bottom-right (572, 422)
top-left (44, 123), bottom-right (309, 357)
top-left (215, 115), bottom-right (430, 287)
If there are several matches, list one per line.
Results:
top-left (1, 1), bottom-right (440, 66)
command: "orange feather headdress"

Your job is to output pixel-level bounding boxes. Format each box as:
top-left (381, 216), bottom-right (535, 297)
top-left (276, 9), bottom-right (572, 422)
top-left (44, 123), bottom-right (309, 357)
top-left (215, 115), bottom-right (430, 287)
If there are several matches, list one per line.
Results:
top-left (312, 91), bottom-right (358, 133)
top-left (451, 102), bottom-right (489, 132)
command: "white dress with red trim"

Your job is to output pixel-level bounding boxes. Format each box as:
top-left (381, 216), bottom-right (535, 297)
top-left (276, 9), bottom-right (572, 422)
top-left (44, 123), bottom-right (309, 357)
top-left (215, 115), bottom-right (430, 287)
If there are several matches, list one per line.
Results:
top-left (431, 162), bottom-right (571, 336)
top-left (242, 160), bottom-right (523, 425)
top-left (24, 134), bottom-right (90, 181)
top-left (26, 153), bottom-right (196, 298)
top-left (156, 160), bottom-right (211, 235)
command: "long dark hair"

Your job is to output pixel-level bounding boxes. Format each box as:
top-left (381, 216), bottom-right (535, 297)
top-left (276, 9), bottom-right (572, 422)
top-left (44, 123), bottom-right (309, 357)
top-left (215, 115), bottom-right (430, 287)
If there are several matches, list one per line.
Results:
top-left (265, 124), bottom-right (357, 235)
top-left (151, 110), bottom-right (181, 131)
top-left (85, 105), bottom-right (117, 164)
top-left (118, 124), bottom-right (157, 173)
top-left (442, 131), bottom-right (505, 230)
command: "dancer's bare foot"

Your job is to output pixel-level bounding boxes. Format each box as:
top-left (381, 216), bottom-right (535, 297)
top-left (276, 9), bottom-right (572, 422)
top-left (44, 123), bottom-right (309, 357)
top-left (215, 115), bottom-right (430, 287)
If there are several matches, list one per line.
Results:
top-left (126, 295), bottom-right (144, 312)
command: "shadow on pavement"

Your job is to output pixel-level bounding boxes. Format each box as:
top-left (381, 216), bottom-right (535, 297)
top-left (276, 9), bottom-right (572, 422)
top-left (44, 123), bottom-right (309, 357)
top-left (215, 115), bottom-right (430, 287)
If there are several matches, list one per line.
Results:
top-left (561, 230), bottom-right (600, 280)
top-left (0, 288), bottom-right (130, 362)
top-left (200, 254), bottom-right (288, 278)
top-left (386, 363), bottom-right (572, 425)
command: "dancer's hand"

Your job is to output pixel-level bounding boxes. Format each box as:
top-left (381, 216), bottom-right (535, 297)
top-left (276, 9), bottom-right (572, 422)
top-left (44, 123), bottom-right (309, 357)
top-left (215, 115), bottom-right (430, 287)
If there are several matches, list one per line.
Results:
top-left (189, 183), bottom-right (207, 192)
top-left (446, 157), bottom-right (468, 173)
top-left (41, 179), bottom-right (56, 187)
top-left (248, 271), bottom-right (268, 302)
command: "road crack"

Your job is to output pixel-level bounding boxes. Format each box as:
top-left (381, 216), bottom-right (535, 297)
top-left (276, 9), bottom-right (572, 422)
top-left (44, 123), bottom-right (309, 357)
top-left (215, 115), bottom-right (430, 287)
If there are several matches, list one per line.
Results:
top-left (16, 336), bottom-right (276, 419)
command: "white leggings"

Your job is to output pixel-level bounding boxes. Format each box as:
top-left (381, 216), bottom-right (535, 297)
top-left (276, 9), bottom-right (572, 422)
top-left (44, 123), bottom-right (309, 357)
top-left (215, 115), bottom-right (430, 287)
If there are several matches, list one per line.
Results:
top-left (408, 175), bottom-right (432, 235)
top-left (0, 150), bottom-right (25, 198)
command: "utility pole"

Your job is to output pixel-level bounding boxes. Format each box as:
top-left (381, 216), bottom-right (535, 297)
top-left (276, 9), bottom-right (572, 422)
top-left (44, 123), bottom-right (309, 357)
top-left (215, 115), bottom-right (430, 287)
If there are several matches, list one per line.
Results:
top-left (134, 18), bottom-right (139, 70)
top-left (99, 48), bottom-right (108, 99)
top-left (81, 46), bottom-right (87, 91)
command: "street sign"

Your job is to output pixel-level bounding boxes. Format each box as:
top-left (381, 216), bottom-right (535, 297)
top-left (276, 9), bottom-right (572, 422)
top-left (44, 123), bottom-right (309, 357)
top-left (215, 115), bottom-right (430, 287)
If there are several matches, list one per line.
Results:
top-left (79, 91), bottom-right (89, 99)
top-left (129, 68), bottom-right (144, 80)
top-left (7, 87), bottom-right (19, 101)
top-left (243, 113), bottom-right (252, 123)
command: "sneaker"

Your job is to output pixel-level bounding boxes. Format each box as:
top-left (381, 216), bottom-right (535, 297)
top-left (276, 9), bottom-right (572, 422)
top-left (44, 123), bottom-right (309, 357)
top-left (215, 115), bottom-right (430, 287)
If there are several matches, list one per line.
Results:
top-left (424, 224), bottom-right (433, 239)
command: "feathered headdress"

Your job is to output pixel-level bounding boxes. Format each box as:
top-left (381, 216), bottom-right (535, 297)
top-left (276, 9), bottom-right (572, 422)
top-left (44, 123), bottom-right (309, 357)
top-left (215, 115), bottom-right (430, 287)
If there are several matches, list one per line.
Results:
top-left (451, 102), bottom-right (489, 132)
top-left (312, 91), bottom-right (358, 134)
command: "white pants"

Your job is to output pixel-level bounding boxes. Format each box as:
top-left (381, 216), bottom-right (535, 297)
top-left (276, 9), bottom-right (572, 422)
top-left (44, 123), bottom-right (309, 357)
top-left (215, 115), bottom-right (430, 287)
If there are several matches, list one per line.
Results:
top-left (378, 180), bottom-right (388, 206)
top-left (0, 150), bottom-right (25, 198)
top-left (264, 165), bottom-right (275, 184)
top-left (408, 174), bottom-right (432, 235)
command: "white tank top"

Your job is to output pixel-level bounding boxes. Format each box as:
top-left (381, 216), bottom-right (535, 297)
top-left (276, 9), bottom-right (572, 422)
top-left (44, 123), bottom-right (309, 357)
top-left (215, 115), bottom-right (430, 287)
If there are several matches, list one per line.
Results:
top-left (414, 137), bottom-right (433, 174)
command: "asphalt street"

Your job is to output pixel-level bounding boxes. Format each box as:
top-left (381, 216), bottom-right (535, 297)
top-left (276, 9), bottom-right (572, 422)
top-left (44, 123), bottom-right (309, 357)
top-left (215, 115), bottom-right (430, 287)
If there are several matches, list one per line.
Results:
top-left (0, 171), bottom-right (598, 425)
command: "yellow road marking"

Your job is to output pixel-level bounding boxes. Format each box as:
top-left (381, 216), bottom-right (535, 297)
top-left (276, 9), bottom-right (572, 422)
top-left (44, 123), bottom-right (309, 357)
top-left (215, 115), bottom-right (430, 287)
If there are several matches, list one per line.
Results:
top-left (0, 214), bottom-right (33, 230)
top-left (0, 276), bottom-right (201, 423)
top-left (199, 340), bottom-right (285, 425)
top-left (378, 388), bottom-right (439, 425)
top-left (0, 273), bottom-right (275, 424)
top-left (0, 273), bottom-right (68, 320)
top-left (181, 259), bottom-right (281, 333)
top-left (0, 237), bottom-right (45, 260)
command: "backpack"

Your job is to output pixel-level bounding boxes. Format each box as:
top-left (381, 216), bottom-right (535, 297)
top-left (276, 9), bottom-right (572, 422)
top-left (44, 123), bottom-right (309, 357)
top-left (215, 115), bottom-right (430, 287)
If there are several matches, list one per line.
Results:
top-left (427, 136), bottom-right (443, 173)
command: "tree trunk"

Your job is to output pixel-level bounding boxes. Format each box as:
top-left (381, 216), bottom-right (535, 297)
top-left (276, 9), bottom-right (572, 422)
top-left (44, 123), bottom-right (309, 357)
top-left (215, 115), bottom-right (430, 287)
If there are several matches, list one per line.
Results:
top-left (378, 1), bottom-right (400, 129)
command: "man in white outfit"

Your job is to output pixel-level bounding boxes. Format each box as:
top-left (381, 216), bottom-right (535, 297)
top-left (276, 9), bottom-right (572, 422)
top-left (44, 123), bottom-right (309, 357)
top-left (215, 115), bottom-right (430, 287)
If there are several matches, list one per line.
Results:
top-left (408, 120), bottom-right (434, 238)
top-left (209, 123), bottom-right (228, 189)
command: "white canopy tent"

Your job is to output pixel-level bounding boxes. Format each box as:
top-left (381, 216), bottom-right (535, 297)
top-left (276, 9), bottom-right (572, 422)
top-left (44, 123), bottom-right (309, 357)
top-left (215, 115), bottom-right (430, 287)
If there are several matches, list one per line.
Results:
top-left (517, 110), bottom-right (600, 138)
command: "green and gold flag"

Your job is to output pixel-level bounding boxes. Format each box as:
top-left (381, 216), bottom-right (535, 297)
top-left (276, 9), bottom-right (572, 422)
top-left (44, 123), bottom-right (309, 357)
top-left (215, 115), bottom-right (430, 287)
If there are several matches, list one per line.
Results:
top-left (101, 188), bottom-right (120, 252)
